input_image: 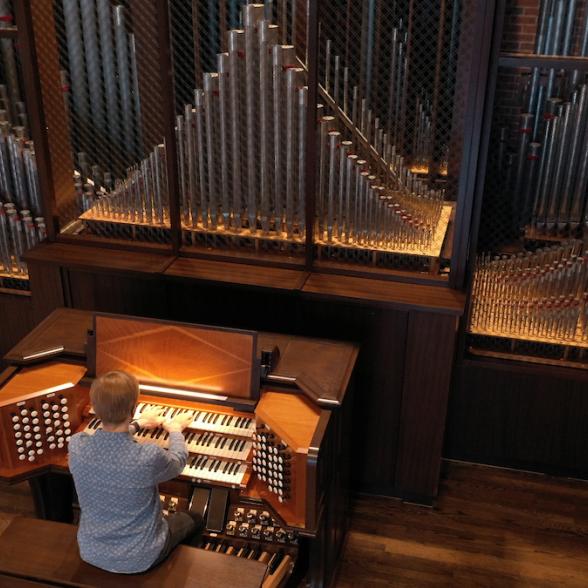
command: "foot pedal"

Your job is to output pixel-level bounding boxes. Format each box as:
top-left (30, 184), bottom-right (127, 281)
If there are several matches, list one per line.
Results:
top-left (189, 487), bottom-right (210, 524)
top-left (206, 487), bottom-right (229, 533)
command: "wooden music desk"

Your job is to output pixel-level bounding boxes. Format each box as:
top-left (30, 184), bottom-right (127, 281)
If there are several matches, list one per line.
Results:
top-left (0, 517), bottom-right (267, 587)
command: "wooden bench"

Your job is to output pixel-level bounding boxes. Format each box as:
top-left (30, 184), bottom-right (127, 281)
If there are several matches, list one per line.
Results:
top-left (0, 517), bottom-right (268, 587)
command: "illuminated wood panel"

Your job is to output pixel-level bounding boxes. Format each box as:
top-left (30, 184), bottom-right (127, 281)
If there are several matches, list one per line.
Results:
top-left (94, 315), bottom-right (257, 399)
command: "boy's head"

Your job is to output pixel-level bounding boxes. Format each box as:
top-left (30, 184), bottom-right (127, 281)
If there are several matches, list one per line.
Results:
top-left (90, 371), bottom-right (139, 426)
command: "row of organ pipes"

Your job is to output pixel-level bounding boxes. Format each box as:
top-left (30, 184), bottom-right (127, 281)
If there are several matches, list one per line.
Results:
top-left (469, 241), bottom-right (588, 344)
top-left (0, 0), bottom-right (45, 280)
top-left (498, 1), bottom-right (588, 237)
top-left (65, 1), bottom-right (450, 255)
top-left (471, 1), bottom-right (588, 348)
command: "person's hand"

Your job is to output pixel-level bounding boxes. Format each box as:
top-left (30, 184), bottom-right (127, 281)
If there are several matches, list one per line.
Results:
top-left (137, 406), bottom-right (164, 430)
top-left (163, 412), bottom-right (193, 433)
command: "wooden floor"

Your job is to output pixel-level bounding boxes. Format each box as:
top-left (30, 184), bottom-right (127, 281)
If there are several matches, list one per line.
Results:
top-left (0, 462), bottom-right (587, 587)
top-left (336, 461), bottom-right (588, 587)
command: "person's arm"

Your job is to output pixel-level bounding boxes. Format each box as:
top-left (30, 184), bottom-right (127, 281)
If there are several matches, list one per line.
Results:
top-left (151, 432), bottom-right (188, 483)
top-left (151, 412), bottom-right (193, 483)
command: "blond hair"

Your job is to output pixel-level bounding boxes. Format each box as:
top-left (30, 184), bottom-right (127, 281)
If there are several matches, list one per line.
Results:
top-left (90, 371), bottom-right (139, 425)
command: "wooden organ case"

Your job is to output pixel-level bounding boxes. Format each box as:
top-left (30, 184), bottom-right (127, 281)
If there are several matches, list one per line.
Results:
top-left (0, 310), bottom-right (358, 588)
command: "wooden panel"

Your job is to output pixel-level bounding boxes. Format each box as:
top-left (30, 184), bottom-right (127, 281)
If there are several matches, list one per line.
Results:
top-left (165, 258), bottom-right (307, 291)
top-left (94, 315), bottom-right (256, 399)
top-left (0, 518), bottom-right (267, 588)
top-left (251, 391), bottom-right (323, 529)
top-left (4, 309), bottom-right (92, 363)
top-left (68, 271), bottom-right (167, 318)
top-left (0, 293), bottom-right (34, 367)
top-left (256, 391), bottom-right (321, 450)
top-left (302, 273), bottom-right (465, 314)
top-left (293, 301), bottom-right (408, 494)
top-left (395, 312), bottom-right (459, 501)
top-left (445, 358), bottom-right (588, 477)
top-left (0, 362), bottom-right (86, 405)
top-left (25, 243), bottom-right (174, 276)
top-left (269, 338), bottom-right (358, 404)
top-left (27, 262), bottom-right (64, 325)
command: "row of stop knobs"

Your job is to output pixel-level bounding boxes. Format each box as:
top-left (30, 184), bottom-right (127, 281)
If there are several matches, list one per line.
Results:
top-left (11, 396), bottom-right (72, 461)
top-left (225, 521), bottom-right (297, 544)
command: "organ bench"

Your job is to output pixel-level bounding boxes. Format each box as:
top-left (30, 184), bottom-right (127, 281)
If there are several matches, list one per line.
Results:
top-left (0, 517), bottom-right (269, 587)
top-left (0, 309), bottom-right (358, 588)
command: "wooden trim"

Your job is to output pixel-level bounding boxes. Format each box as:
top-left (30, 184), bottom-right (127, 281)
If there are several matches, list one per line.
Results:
top-left (449, 0), bottom-right (498, 289)
top-left (179, 245), bottom-right (306, 270)
top-left (302, 272), bottom-right (465, 314)
top-left (311, 259), bottom-right (449, 287)
top-left (165, 257), bottom-right (308, 292)
top-left (0, 288), bottom-right (31, 298)
top-left (499, 52), bottom-right (588, 70)
top-left (461, 356), bottom-right (588, 382)
top-left (24, 243), bottom-right (175, 276)
top-left (56, 233), bottom-right (172, 255)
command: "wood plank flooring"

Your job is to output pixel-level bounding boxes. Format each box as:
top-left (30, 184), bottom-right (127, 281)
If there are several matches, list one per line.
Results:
top-left (336, 461), bottom-right (588, 587)
top-left (0, 463), bottom-right (586, 587)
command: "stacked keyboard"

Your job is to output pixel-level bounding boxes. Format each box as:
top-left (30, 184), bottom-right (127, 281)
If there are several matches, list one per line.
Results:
top-left (83, 401), bottom-right (254, 488)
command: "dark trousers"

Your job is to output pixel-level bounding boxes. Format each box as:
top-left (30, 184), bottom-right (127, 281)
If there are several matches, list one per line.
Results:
top-left (150, 512), bottom-right (202, 569)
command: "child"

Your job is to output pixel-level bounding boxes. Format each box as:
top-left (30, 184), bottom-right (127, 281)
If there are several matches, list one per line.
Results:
top-left (69, 370), bottom-right (200, 573)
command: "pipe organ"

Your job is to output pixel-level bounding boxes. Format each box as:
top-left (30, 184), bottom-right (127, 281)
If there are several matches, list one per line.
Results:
top-left (0, 312), bottom-right (357, 587)
top-left (48, 0), bottom-right (454, 269)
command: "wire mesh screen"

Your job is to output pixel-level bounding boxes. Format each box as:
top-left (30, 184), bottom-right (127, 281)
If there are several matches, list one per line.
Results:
top-left (0, 3), bottom-right (46, 290)
top-left (314, 0), bottom-right (468, 274)
top-left (468, 1), bottom-right (588, 363)
top-left (46, 0), bottom-right (171, 244)
top-left (171, 1), bottom-right (306, 258)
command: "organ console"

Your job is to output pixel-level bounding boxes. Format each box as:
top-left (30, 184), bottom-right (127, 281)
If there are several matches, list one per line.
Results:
top-left (0, 310), bottom-right (358, 587)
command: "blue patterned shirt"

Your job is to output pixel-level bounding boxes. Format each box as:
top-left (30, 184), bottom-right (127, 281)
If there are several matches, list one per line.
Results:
top-left (69, 429), bottom-right (188, 573)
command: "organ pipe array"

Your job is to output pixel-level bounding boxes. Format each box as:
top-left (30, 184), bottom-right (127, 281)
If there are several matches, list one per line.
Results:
top-left (0, 1), bottom-right (46, 284)
top-left (0, 203), bottom-right (46, 278)
top-left (79, 2), bottom-right (450, 257)
top-left (469, 242), bottom-right (588, 345)
top-left (497, 1), bottom-right (588, 238)
top-left (61, 0), bottom-right (143, 175)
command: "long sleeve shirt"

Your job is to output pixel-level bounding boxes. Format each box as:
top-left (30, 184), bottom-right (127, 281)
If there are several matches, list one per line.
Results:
top-left (69, 428), bottom-right (188, 573)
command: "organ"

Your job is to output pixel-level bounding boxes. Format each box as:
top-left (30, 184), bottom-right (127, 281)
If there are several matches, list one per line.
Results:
top-left (0, 310), bottom-right (358, 587)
